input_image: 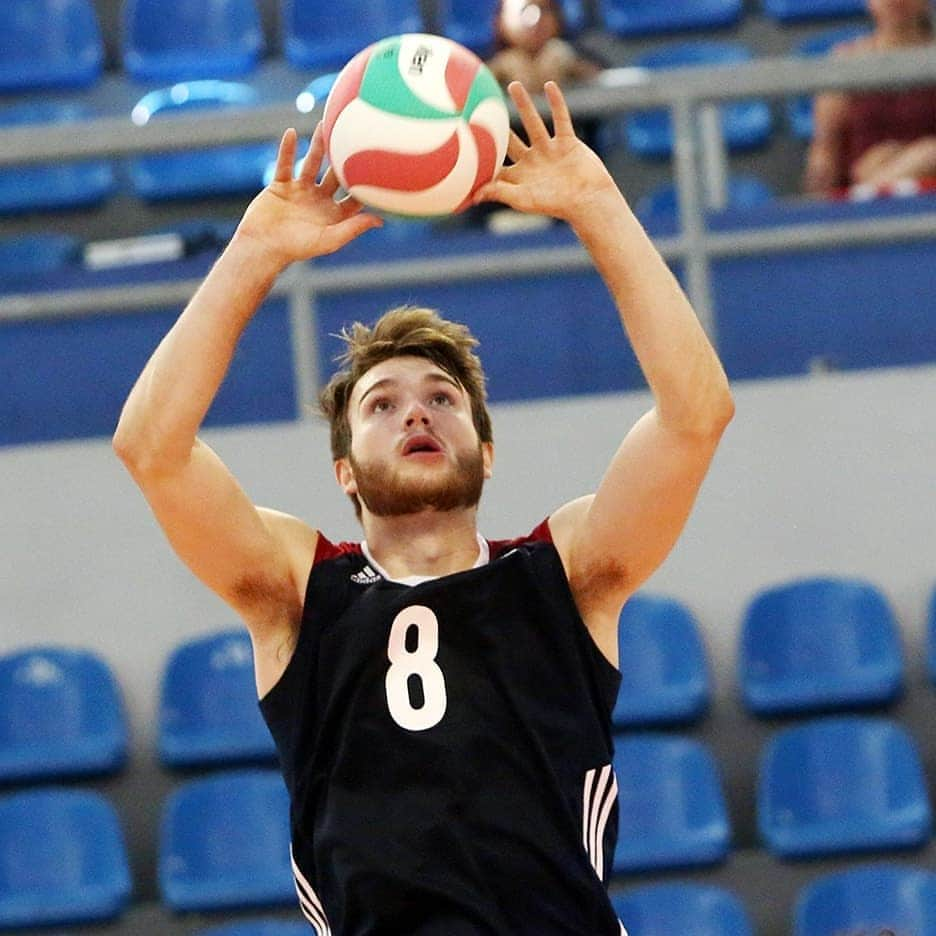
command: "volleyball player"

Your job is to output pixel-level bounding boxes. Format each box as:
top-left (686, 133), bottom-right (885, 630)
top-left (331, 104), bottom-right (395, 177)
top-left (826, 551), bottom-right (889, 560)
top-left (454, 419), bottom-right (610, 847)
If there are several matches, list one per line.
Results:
top-left (114, 81), bottom-right (734, 934)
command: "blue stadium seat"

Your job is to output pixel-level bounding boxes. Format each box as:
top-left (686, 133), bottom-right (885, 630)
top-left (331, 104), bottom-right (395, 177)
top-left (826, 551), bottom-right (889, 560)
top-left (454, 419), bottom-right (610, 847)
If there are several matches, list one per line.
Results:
top-left (196, 921), bottom-right (312, 936)
top-left (757, 716), bottom-right (932, 859)
top-left (0, 788), bottom-right (131, 929)
top-left (761, 0), bottom-right (866, 23)
top-left (613, 42), bottom-right (772, 158)
top-left (612, 593), bottom-right (711, 727)
top-left (282, 0), bottom-right (423, 71)
top-left (612, 882), bottom-right (755, 936)
top-left (738, 577), bottom-right (903, 716)
top-left (438, 0), bottom-right (499, 54)
top-left (0, 234), bottom-right (80, 279)
top-left (786, 27), bottom-right (871, 139)
top-left (122, 0), bottom-right (263, 82)
top-left (635, 174), bottom-right (775, 222)
top-left (159, 769), bottom-right (295, 912)
top-left (613, 734), bottom-right (730, 872)
top-left (600, 0), bottom-right (743, 38)
top-left (127, 81), bottom-right (277, 201)
top-left (794, 863), bottom-right (936, 936)
top-left (159, 629), bottom-right (276, 768)
top-left (0, 0), bottom-right (103, 91)
top-left (436, 0), bottom-right (588, 53)
top-left (0, 646), bottom-right (128, 782)
top-left (0, 103), bottom-right (116, 215)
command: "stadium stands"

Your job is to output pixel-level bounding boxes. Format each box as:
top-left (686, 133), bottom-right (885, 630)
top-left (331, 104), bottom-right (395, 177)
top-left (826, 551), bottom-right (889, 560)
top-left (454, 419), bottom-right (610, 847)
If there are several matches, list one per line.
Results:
top-left (158, 769), bottom-right (295, 912)
top-left (0, 645), bottom-right (128, 782)
top-left (738, 576), bottom-right (904, 716)
top-left (0, 102), bottom-right (117, 214)
top-left (611, 882), bottom-right (755, 936)
top-left (757, 717), bottom-right (932, 859)
top-left (0, 787), bottom-right (132, 928)
top-left (794, 863), bottom-right (936, 936)
top-left (612, 734), bottom-right (731, 872)
top-left (612, 593), bottom-right (711, 727)
top-left (281, 0), bottom-right (423, 71)
top-left (121, 0), bottom-right (264, 83)
top-left (158, 629), bottom-right (277, 769)
top-left (0, 0), bottom-right (104, 91)
top-left (599, 0), bottom-right (743, 38)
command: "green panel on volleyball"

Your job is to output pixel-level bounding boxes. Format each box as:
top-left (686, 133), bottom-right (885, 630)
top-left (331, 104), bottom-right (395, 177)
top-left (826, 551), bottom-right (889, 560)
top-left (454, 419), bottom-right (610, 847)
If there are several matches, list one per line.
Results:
top-left (359, 38), bottom-right (454, 120)
top-left (463, 67), bottom-right (506, 122)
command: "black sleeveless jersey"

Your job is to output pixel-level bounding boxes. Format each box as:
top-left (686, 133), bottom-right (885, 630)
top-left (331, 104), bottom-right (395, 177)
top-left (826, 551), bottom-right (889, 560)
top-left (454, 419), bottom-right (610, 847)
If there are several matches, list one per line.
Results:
top-left (259, 520), bottom-right (625, 935)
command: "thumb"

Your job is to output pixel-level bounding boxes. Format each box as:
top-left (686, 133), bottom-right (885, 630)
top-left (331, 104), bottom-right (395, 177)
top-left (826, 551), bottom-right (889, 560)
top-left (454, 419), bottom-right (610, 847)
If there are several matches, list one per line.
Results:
top-left (321, 213), bottom-right (383, 253)
top-left (473, 180), bottom-right (511, 206)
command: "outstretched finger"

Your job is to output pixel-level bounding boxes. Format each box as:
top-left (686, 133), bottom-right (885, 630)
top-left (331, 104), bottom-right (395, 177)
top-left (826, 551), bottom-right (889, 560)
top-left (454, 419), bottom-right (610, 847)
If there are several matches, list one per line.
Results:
top-left (272, 128), bottom-right (298, 183)
top-left (299, 123), bottom-right (326, 183)
top-left (544, 81), bottom-right (574, 138)
top-left (508, 81), bottom-right (550, 147)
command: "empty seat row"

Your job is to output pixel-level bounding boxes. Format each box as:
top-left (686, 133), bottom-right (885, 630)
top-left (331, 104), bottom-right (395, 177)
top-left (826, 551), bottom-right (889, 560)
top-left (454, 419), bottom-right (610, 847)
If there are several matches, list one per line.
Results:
top-left (613, 864), bottom-right (936, 936)
top-left (0, 0), bottom-right (872, 97)
top-left (613, 714), bottom-right (932, 873)
top-left (2, 712), bottom-right (930, 928)
top-left (0, 23), bottom-right (882, 216)
top-left (0, 632), bottom-right (274, 784)
top-left (0, 577), bottom-right (932, 782)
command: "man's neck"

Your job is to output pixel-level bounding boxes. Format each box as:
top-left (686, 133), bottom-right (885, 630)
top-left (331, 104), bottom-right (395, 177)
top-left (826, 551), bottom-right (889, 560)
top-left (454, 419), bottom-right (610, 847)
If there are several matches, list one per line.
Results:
top-left (361, 509), bottom-right (482, 580)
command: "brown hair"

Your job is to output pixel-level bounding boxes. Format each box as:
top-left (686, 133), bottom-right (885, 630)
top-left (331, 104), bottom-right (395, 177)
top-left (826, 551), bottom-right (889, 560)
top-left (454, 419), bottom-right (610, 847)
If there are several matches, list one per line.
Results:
top-left (319, 305), bottom-right (493, 465)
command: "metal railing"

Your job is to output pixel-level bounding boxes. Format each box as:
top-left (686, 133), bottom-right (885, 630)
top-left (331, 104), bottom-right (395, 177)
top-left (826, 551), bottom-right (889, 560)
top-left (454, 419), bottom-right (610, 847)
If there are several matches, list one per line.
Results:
top-left (2, 46), bottom-right (936, 401)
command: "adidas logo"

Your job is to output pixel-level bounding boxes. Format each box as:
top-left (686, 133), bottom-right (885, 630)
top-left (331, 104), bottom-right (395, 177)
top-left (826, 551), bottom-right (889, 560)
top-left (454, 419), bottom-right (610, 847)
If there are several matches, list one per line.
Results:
top-left (350, 565), bottom-right (381, 585)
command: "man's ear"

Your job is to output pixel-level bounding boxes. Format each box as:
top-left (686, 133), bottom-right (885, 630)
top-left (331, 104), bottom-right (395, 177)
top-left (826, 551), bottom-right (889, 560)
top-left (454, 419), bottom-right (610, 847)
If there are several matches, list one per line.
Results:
top-left (335, 458), bottom-right (357, 495)
top-left (482, 441), bottom-right (494, 480)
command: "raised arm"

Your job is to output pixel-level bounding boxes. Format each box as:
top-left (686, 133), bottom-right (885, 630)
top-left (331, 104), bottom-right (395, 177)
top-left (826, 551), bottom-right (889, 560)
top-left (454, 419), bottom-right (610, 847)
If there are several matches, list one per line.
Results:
top-left (113, 126), bottom-right (381, 693)
top-left (475, 81), bottom-right (734, 663)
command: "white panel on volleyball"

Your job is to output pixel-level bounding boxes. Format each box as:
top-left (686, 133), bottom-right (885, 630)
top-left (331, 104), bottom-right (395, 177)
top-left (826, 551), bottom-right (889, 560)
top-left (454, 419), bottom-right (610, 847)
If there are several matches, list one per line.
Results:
top-left (330, 100), bottom-right (479, 216)
top-left (397, 34), bottom-right (460, 114)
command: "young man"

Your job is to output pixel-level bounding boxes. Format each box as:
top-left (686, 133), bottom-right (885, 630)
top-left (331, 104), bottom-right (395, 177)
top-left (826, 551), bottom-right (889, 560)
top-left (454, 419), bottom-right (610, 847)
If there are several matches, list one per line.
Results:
top-left (115, 81), bottom-right (734, 934)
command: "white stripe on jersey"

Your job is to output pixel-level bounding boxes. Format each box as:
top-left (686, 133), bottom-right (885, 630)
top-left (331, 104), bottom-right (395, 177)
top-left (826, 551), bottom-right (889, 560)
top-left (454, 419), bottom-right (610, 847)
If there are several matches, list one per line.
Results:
top-left (290, 844), bottom-right (332, 936)
top-left (582, 764), bottom-right (618, 881)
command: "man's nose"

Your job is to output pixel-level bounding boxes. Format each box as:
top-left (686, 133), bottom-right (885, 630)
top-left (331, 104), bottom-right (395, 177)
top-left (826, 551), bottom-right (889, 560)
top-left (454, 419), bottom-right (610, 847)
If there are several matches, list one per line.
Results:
top-left (404, 401), bottom-right (431, 426)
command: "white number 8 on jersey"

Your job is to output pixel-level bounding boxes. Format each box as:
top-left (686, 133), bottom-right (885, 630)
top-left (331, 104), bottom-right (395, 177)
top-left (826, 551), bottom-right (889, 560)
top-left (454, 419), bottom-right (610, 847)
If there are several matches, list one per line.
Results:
top-left (385, 605), bottom-right (447, 731)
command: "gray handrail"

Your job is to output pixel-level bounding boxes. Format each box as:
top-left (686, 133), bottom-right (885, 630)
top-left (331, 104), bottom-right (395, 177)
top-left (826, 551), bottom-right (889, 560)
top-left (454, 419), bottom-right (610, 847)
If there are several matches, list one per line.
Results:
top-left (2, 44), bottom-right (936, 397)
top-left (0, 48), bottom-right (934, 165)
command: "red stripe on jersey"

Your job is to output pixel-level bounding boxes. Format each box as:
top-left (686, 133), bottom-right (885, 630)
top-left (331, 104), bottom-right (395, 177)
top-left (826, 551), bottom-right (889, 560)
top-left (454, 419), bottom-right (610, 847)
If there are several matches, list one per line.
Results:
top-left (488, 518), bottom-right (552, 559)
top-left (313, 532), bottom-right (363, 566)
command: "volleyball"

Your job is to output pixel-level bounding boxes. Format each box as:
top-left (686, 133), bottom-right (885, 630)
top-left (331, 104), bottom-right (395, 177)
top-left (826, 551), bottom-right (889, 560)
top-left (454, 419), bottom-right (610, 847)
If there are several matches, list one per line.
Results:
top-left (322, 33), bottom-right (510, 218)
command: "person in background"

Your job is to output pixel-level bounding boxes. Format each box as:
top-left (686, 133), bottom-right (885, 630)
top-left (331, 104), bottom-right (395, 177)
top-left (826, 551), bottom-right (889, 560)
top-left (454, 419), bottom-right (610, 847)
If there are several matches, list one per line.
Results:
top-left (804, 0), bottom-right (936, 195)
top-left (487, 0), bottom-right (603, 90)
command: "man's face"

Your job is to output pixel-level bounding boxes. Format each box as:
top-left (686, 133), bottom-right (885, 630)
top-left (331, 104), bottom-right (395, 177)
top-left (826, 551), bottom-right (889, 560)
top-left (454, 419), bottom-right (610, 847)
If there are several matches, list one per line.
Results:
top-left (337, 356), bottom-right (493, 518)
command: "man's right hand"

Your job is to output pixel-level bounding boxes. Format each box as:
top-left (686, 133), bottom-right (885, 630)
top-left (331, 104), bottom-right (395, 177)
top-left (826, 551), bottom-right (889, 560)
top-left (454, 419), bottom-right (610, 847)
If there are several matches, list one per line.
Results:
top-left (235, 123), bottom-right (383, 270)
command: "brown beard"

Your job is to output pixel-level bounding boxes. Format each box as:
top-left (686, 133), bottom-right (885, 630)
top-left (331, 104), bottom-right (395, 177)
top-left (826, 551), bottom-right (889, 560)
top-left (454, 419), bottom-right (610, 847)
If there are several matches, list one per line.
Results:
top-left (349, 444), bottom-right (485, 517)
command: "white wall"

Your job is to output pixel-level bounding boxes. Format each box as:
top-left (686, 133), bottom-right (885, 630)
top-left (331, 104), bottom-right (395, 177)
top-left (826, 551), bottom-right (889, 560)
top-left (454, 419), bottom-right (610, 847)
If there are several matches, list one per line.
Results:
top-left (3, 363), bottom-right (935, 752)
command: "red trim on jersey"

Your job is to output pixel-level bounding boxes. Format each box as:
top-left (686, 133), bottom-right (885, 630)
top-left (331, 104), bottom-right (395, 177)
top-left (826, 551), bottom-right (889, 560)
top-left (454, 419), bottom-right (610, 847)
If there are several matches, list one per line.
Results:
top-left (314, 521), bottom-right (551, 567)
top-left (488, 518), bottom-right (552, 559)
top-left (313, 533), bottom-right (363, 566)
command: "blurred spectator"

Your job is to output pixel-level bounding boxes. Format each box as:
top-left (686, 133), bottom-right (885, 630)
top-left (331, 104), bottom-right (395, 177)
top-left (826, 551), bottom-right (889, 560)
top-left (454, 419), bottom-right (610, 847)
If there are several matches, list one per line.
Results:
top-left (804, 0), bottom-right (936, 195)
top-left (487, 0), bottom-right (602, 89)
